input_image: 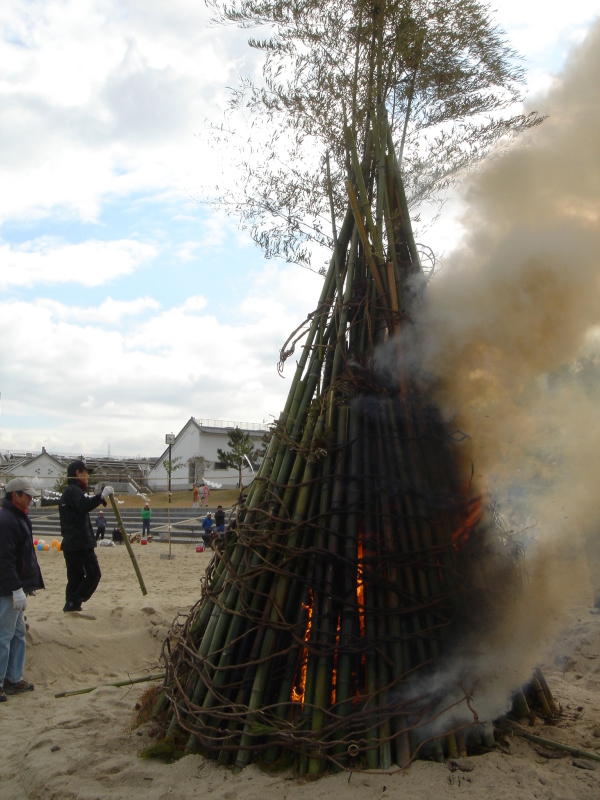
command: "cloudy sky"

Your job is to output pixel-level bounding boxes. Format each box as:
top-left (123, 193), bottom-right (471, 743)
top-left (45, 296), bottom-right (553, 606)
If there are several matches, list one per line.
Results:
top-left (1, 1), bottom-right (598, 457)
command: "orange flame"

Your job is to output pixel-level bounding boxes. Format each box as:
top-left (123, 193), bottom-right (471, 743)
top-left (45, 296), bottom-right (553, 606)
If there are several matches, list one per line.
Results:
top-left (357, 534), bottom-right (365, 638)
top-left (452, 496), bottom-right (483, 547)
top-left (291, 590), bottom-right (313, 704)
top-left (331, 613), bottom-right (341, 705)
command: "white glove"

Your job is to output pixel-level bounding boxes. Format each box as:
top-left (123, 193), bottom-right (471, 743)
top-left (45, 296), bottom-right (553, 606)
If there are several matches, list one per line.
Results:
top-left (12, 588), bottom-right (27, 611)
top-left (101, 486), bottom-right (114, 500)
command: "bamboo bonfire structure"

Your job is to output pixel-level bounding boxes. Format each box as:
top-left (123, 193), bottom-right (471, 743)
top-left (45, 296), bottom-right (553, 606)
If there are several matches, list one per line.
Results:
top-left (153, 105), bottom-right (553, 772)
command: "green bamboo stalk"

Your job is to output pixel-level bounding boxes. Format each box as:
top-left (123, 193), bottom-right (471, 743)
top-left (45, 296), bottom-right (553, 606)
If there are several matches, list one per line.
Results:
top-left (512, 688), bottom-right (531, 718)
top-left (262, 551), bottom-right (318, 766)
top-left (534, 668), bottom-right (559, 716)
top-left (530, 675), bottom-right (552, 717)
top-left (362, 420), bottom-right (381, 770)
top-left (166, 540), bottom-right (252, 738)
top-left (332, 404), bottom-right (361, 767)
top-left (277, 206), bottom-right (354, 422)
top-left (308, 406), bottom-right (349, 775)
top-left (298, 645), bottom-right (319, 775)
top-left (108, 495), bottom-right (147, 596)
top-left (383, 114), bottom-right (421, 274)
top-left (501, 722), bottom-right (600, 763)
top-left (55, 672), bottom-right (164, 698)
top-left (189, 409), bottom-right (323, 739)
top-left (381, 399), bottom-right (429, 667)
top-left (344, 126), bottom-right (383, 264)
top-left (232, 416), bottom-right (329, 773)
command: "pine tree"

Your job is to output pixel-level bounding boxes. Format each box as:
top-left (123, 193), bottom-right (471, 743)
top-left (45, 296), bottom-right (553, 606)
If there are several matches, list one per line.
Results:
top-left (217, 427), bottom-right (263, 489)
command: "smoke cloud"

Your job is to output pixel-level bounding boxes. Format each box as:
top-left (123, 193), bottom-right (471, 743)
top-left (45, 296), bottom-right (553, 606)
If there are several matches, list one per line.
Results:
top-left (417, 20), bottom-right (600, 536)
top-left (404, 21), bottom-right (600, 726)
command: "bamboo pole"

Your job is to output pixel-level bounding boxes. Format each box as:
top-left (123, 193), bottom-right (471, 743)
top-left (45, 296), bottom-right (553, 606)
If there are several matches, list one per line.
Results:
top-left (501, 722), bottom-right (600, 764)
top-left (55, 672), bottom-right (164, 698)
top-left (108, 495), bottom-right (147, 596)
top-left (535, 668), bottom-right (559, 716)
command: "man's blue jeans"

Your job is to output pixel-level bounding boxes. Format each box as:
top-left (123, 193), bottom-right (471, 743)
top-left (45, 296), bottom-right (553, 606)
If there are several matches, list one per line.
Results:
top-left (0, 596), bottom-right (26, 687)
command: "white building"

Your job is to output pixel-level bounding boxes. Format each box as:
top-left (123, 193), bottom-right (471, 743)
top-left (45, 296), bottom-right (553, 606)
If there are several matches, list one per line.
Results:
top-left (146, 418), bottom-right (269, 492)
top-left (0, 448), bottom-right (66, 491)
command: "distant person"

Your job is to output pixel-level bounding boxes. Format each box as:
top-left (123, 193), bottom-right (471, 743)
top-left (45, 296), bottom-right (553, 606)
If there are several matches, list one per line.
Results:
top-left (59, 459), bottom-right (113, 613)
top-left (201, 483), bottom-right (210, 508)
top-left (215, 505), bottom-right (226, 534)
top-left (141, 502), bottom-right (151, 538)
top-left (192, 484), bottom-right (199, 508)
top-left (201, 512), bottom-right (213, 545)
top-left (0, 478), bottom-right (44, 701)
top-left (95, 510), bottom-right (106, 541)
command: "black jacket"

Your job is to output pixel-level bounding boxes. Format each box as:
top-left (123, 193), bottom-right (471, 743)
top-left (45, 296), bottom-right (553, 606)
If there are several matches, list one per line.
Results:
top-left (215, 509), bottom-right (226, 527)
top-left (59, 482), bottom-right (105, 551)
top-left (0, 499), bottom-right (45, 597)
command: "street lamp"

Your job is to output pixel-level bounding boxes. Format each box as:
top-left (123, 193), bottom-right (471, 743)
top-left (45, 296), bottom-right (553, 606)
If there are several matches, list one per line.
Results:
top-left (161, 433), bottom-right (176, 561)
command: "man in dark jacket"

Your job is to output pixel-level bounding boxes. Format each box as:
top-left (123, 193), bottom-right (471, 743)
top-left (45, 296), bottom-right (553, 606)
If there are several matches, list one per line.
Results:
top-left (59, 459), bottom-right (113, 612)
top-left (0, 478), bottom-right (44, 702)
top-left (214, 505), bottom-right (226, 534)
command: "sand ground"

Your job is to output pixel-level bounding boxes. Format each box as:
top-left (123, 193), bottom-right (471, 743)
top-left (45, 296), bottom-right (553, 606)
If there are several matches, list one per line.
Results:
top-left (1, 541), bottom-right (599, 800)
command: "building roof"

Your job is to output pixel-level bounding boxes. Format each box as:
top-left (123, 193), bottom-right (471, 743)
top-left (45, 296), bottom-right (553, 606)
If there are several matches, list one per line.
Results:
top-left (191, 417), bottom-right (269, 434)
top-left (149, 417), bottom-right (270, 471)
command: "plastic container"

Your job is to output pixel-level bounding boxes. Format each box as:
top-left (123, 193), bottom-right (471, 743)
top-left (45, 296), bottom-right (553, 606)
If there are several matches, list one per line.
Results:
top-left (196, 543), bottom-right (204, 553)
top-left (140, 537), bottom-right (148, 546)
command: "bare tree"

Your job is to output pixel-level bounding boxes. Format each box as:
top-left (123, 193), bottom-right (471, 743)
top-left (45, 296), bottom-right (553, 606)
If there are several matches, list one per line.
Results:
top-left (204, 0), bottom-right (542, 269)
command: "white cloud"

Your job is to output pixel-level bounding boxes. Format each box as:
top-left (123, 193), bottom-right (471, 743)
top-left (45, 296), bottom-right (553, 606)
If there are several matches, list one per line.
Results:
top-left (0, 0), bottom-right (261, 224)
top-left (36, 296), bottom-right (161, 324)
top-left (495, 2), bottom-right (599, 60)
top-left (179, 295), bottom-right (208, 314)
top-left (0, 261), bottom-right (318, 454)
top-left (1, 238), bottom-right (157, 286)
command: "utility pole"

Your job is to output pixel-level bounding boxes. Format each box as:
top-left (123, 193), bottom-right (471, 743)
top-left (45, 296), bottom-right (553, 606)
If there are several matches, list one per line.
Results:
top-left (161, 433), bottom-right (176, 561)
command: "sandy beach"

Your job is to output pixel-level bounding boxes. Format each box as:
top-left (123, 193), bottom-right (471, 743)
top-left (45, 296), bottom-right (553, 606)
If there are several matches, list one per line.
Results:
top-left (1, 539), bottom-right (599, 800)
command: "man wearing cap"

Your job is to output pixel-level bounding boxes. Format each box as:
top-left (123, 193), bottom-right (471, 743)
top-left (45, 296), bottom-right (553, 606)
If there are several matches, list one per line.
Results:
top-left (59, 459), bottom-right (113, 613)
top-left (0, 478), bottom-right (44, 702)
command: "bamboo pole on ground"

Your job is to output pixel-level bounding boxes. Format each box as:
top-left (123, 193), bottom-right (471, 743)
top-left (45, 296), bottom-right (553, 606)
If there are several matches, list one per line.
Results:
top-left (56, 672), bottom-right (164, 698)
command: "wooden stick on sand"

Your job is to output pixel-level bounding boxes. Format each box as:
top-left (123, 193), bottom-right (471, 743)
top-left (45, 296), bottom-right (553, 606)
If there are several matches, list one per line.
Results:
top-left (109, 494), bottom-right (148, 596)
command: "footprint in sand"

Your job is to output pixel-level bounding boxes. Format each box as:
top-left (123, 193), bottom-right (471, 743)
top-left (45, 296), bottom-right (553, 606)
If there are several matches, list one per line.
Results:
top-left (110, 607), bottom-right (123, 618)
top-left (70, 612), bottom-right (97, 620)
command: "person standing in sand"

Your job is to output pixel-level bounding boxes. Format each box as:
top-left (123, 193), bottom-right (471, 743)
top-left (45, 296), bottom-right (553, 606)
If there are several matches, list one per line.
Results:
top-left (201, 483), bottom-right (210, 508)
top-left (202, 512), bottom-right (213, 545)
top-left (192, 484), bottom-right (199, 508)
top-left (0, 478), bottom-right (44, 702)
top-left (141, 502), bottom-right (151, 538)
top-left (214, 505), bottom-right (226, 535)
top-left (95, 510), bottom-right (106, 541)
top-left (59, 459), bottom-right (113, 613)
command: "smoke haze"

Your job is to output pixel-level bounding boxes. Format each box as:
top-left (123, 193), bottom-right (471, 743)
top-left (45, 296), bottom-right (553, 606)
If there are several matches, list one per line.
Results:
top-left (405, 21), bottom-right (600, 726)
top-left (417, 20), bottom-right (600, 535)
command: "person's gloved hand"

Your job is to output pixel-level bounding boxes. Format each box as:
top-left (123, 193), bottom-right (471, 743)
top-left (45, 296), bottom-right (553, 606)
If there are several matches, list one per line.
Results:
top-left (12, 588), bottom-right (27, 611)
top-left (101, 486), bottom-right (114, 500)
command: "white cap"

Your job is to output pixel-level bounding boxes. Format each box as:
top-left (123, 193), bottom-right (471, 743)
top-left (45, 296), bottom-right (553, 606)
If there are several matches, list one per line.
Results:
top-left (4, 477), bottom-right (41, 497)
